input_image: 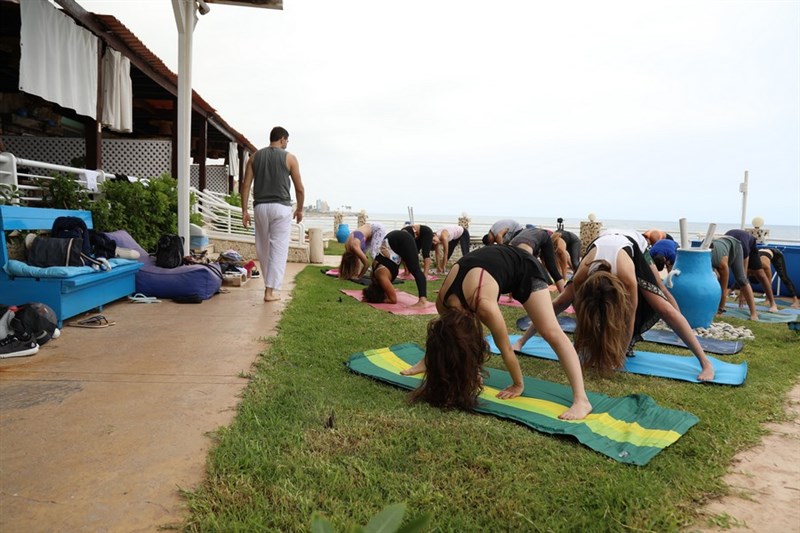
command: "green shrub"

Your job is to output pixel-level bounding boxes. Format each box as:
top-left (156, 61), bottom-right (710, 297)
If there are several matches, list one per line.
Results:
top-left (36, 172), bottom-right (202, 253)
top-left (41, 173), bottom-right (92, 211)
top-left (90, 173), bottom-right (191, 252)
top-left (224, 192), bottom-right (242, 207)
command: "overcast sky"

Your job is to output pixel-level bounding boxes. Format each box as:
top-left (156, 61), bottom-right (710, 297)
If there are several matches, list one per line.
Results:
top-left (79, 0), bottom-right (799, 228)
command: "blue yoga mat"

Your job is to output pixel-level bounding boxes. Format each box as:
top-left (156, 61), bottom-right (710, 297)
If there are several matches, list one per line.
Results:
top-left (515, 316), bottom-right (743, 355)
top-left (721, 306), bottom-right (798, 322)
top-left (725, 302), bottom-right (800, 315)
top-left (487, 335), bottom-right (748, 386)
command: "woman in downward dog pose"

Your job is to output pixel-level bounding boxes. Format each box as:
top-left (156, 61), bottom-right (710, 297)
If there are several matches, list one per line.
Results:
top-left (361, 230), bottom-right (430, 309)
top-left (752, 247), bottom-right (799, 308)
top-left (432, 225), bottom-right (471, 274)
top-left (515, 229), bottom-right (715, 382)
top-left (401, 245), bottom-right (592, 420)
top-left (400, 223), bottom-right (434, 277)
top-left (508, 227), bottom-right (566, 293)
top-left (338, 223), bottom-right (386, 280)
top-left (552, 230), bottom-right (582, 276)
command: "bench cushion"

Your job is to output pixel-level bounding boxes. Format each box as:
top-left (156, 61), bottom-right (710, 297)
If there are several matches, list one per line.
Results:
top-left (4, 258), bottom-right (139, 279)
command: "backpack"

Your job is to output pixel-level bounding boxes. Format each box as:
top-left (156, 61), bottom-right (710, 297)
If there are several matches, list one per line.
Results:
top-left (51, 216), bottom-right (92, 256)
top-left (9, 303), bottom-right (59, 345)
top-left (155, 234), bottom-right (184, 268)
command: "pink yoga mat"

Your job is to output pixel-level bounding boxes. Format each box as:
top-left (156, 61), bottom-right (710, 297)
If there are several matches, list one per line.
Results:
top-left (340, 289), bottom-right (438, 315)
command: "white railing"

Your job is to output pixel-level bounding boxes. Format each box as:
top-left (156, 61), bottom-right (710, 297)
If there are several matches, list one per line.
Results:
top-left (0, 152), bottom-right (107, 204)
top-left (191, 187), bottom-right (305, 244)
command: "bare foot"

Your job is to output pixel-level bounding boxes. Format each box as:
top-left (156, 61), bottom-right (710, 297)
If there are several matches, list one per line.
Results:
top-left (767, 304), bottom-right (779, 313)
top-left (511, 338), bottom-right (524, 352)
top-left (750, 314), bottom-right (760, 321)
top-left (264, 289), bottom-right (280, 302)
top-left (558, 398), bottom-right (593, 420)
top-left (408, 299), bottom-right (431, 309)
top-left (792, 300), bottom-right (800, 309)
top-left (400, 360), bottom-right (426, 376)
top-left (697, 365), bottom-right (715, 382)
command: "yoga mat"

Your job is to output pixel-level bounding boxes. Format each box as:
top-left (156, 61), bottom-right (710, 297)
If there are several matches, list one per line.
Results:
top-left (340, 289), bottom-right (438, 315)
top-left (488, 335), bottom-right (748, 386)
top-left (498, 295), bottom-right (524, 308)
top-left (725, 302), bottom-right (800, 315)
top-left (720, 307), bottom-right (798, 322)
top-left (346, 343), bottom-right (699, 466)
top-left (322, 269), bottom-right (404, 285)
top-left (499, 295), bottom-right (574, 314)
top-left (515, 316), bottom-right (743, 355)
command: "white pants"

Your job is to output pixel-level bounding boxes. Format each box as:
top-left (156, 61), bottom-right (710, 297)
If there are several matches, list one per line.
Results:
top-left (253, 203), bottom-right (293, 290)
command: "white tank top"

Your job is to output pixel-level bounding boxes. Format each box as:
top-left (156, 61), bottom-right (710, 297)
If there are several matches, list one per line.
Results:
top-left (591, 234), bottom-right (633, 275)
top-left (600, 228), bottom-right (648, 253)
top-left (439, 225), bottom-right (464, 240)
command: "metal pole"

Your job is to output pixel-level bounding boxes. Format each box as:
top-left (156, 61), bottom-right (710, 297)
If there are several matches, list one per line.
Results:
top-left (739, 170), bottom-right (749, 230)
top-left (172, 0), bottom-right (196, 255)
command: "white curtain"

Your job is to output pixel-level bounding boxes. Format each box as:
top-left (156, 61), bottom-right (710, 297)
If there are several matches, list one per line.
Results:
top-left (102, 48), bottom-right (133, 132)
top-left (19, 0), bottom-right (98, 119)
top-left (228, 142), bottom-right (239, 178)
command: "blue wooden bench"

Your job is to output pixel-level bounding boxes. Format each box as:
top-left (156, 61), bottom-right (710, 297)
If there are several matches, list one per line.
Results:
top-left (0, 205), bottom-right (143, 326)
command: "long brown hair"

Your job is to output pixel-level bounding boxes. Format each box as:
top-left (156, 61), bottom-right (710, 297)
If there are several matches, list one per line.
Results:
top-left (338, 249), bottom-right (362, 279)
top-left (409, 307), bottom-right (489, 410)
top-left (573, 261), bottom-right (631, 376)
top-left (362, 275), bottom-right (386, 302)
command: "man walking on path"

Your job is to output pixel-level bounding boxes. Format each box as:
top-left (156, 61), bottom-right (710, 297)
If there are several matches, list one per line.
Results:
top-left (241, 126), bottom-right (305, 302)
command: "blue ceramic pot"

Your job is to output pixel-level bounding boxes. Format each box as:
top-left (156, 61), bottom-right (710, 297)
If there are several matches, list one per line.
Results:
top-left (335, 223), bottom-right (350, 244)
top-left (666, 248), bottom-right (721, 328)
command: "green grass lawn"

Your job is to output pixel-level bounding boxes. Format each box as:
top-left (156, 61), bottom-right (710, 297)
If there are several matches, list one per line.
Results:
top-left (182, 264), bottom-right (799, 532)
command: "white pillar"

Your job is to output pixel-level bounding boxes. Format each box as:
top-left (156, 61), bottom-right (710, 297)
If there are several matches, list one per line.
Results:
top-left (739, 170), bottom-right (749, 231)
top-left (172, 0), bottom-right (197, 255)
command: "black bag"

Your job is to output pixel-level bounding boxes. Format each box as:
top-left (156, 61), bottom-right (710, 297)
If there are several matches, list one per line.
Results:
top-left (51, 216), bottom-right (92, 256)
top-left (155, 234), bottom-right (184, 268)
top-left (90, 231), bottom-right (117, 259)
top-left (26, 237), bottom-right (86, 267)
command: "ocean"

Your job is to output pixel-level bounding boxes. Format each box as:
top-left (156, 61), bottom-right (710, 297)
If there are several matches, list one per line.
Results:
top-left (303, 212), bottom-right (800, 245)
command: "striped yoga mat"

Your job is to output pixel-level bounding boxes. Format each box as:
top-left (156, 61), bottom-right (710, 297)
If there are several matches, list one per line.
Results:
top-left (346, 343), bottom-right (699, 466)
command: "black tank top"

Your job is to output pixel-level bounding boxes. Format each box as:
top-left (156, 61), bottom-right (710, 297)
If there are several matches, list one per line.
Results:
top-left (375, 254), bottom-right (399, 280)
top-left (444, 246), bottom-right (549, 307)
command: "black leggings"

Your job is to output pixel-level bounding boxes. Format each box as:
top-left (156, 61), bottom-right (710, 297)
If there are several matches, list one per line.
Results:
top-left (387, 230), bottom-right (427, 298)
top-left (761, 249), bottom-right (798, 298)
top-left (447, 229), bottom-right (471, 260)
top-left (402, 225), bottom-right (434, 258)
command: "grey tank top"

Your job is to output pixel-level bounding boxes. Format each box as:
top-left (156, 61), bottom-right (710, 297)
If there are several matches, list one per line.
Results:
top-left (251, 147), bottom-right (291, 206)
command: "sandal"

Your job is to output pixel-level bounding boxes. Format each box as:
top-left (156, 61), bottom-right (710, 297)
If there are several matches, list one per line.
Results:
top-left (128, 293), bottom-right (161, 303)
top-left (68, 315), bottom-right (116, 328)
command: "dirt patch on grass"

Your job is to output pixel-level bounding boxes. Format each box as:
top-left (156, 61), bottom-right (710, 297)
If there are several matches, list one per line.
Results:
top-left (694, 383), bottom-right (800, 532)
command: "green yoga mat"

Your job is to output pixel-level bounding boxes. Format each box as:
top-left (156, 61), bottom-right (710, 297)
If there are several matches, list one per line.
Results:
top-left (346, 343), bottom-right (700, 466)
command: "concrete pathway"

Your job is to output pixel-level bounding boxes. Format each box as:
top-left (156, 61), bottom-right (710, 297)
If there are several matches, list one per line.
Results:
top-left (0, 259), bottom-right (334, 532)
